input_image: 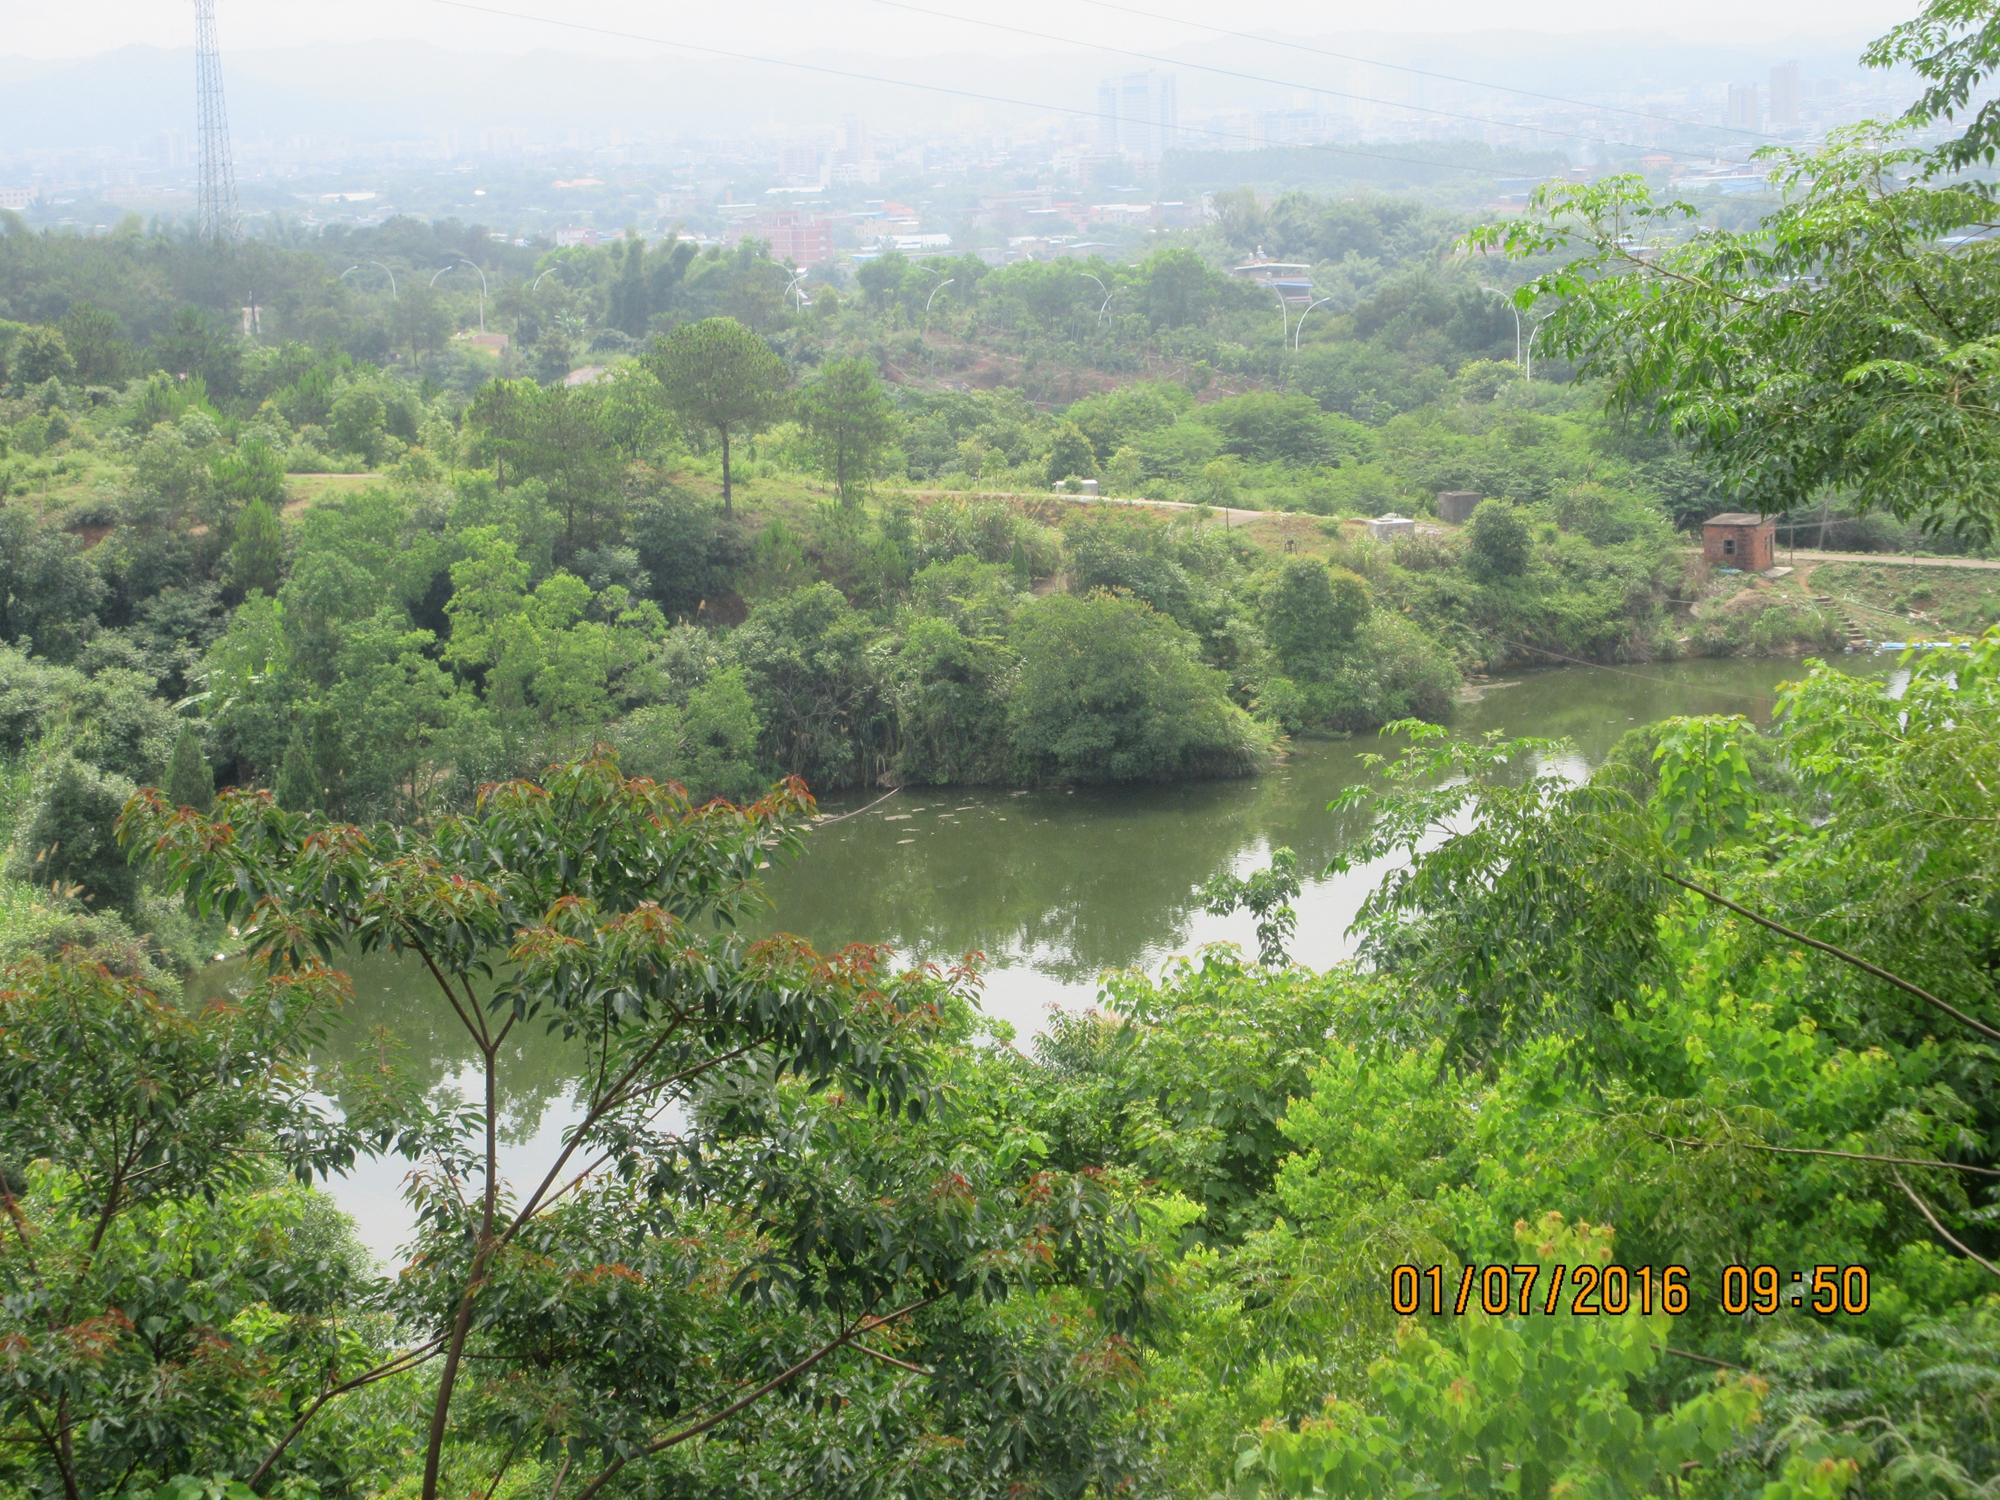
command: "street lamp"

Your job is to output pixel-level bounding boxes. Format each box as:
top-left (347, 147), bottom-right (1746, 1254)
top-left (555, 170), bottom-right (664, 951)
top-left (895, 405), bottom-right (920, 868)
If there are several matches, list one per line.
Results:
top-left (531, 268), bottom-right (560, 292)
top-left (782, 271), bottom-right (812, 312)
top-left (1266, 283), bottom-right (1292, 343)
top-left (1293, 294), bottom-right (1333, 350)
top-left (1480, 285), bottom-right (1524, 372)
top-left (1078, 271), bottom-right (1116, 326)
top-left (340, 260), bottom-right (398, 298)
top-left (1526, 318), bottom-right (1548, 381)
top-left (925, 278), bottom-right (955, 315)
top-left (430, 261), bottom-right (489, 331)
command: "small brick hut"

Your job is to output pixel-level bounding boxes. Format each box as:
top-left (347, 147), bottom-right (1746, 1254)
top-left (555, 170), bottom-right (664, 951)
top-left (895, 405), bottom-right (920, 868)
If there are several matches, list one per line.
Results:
top-left (1702, 512), bottom-right (1777, 571)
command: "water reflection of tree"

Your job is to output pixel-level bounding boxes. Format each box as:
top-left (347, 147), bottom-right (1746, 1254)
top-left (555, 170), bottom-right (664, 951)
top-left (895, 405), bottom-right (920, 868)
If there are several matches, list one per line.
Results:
top-left (194, 948), bottom-right (585, 1139)
top-left (179, 661), bottom-right (1847, 1116)
top-left (760, 748), bottom-right (1385, 984)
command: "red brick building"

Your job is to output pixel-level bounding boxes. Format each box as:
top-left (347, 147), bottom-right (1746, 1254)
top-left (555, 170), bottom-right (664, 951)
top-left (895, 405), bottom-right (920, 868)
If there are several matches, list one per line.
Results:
top-left (1702, 511), bottom-right (1777, 571)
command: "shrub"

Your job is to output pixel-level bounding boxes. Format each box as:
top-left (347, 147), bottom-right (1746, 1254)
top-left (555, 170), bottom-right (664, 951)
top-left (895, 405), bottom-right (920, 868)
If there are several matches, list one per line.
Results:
top-left (1467, 499), bottom-right (1533, 581)
top-left (1007, 591), bottom-right (1270, 782)
top-left (6, 756), bottom-right (141, 916)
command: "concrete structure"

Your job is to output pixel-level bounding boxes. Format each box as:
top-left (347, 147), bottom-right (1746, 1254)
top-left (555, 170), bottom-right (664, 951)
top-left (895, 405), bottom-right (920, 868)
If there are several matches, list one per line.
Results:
top-left (1366, 514), bottom-right (1417, 541)
top-left (724, 211), bottom-right (836, 268)
top-left (1437, 491), bottom-right (1482, 524)
top-left (1229, 260), bottom-right (1315, 309)
top-left (1703, 512), bottom-right (1777, 571)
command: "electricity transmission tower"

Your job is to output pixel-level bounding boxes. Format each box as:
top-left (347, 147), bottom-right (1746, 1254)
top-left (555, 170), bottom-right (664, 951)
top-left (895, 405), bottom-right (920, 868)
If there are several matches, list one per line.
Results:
top-left (194, 0), bottom-right (239, 241)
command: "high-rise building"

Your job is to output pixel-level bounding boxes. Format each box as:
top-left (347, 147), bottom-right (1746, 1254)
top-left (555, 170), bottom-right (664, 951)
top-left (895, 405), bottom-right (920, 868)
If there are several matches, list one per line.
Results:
top-left (1768, 62), bottom-right (1800, 124)
top-left (1727, 83), bottom-right (1760, 131)
top-left (1095, 71), bottom-right (1178, 160)
top-left (837, 115), bottom-right (870, 165)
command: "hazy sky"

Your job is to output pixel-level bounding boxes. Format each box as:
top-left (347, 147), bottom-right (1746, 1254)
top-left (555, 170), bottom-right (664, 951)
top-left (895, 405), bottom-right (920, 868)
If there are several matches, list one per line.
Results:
top-left (7, 0), bottom-right (1918, 60)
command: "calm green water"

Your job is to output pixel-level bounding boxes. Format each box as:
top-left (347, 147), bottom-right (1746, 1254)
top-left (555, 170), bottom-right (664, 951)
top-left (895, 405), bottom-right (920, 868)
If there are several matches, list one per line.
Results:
top-left (759, 655), bottom-right (1820, 1036)
top-left (218, 655), bottom-right (1865, 1256)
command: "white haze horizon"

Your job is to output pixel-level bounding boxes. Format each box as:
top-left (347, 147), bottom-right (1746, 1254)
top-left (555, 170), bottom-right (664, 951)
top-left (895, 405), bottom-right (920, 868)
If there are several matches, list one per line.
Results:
top-left (4, 0), bottom-right (1917, 62)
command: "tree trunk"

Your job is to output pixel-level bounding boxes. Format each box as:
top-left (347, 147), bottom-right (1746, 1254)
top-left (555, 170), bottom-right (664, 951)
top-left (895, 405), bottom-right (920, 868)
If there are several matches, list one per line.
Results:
top-left (720, 427), bottom-right (733, 516)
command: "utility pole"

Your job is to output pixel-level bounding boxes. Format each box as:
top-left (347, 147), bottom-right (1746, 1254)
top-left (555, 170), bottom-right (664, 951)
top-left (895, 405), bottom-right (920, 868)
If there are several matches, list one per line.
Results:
top-left (194, 0), bottom-right (240, 242)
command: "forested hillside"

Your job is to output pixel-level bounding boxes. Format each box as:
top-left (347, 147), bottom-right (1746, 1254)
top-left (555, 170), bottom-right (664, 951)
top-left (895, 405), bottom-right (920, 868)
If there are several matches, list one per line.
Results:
top-left (9, 0), bottom-right (2000, 1487)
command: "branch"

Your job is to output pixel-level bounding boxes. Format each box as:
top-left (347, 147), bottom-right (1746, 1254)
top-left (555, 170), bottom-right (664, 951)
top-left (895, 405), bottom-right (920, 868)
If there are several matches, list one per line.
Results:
top-left (1637, 1129), bottom-right (2000, 1177)
top-left (1664, 872), bottom-right (2000, 1044)
top-left (567, 1291), bottom-right (946, 1500)
top-left (852, 1342), bottom-right (933, 1376)
top-left (406, 932), bottom-right (491, 1050)
top-left (1894, 1170), bottom-right (2000, 1279)
top-left (812, 788), bottom-right (900, 827)
top-left (248, 1337), bottom-right (447, 1490)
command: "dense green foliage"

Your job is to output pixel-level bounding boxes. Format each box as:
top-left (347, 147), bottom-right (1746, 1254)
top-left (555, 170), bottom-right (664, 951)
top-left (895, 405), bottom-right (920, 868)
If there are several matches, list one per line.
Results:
top-left (17, 11), bottom-right (2000, 1491)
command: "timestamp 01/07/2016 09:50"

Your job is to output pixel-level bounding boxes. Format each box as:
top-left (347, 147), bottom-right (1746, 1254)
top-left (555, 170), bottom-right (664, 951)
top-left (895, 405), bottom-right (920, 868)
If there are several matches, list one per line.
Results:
top-left (1390, 1263), bottom-right (1872, 1318)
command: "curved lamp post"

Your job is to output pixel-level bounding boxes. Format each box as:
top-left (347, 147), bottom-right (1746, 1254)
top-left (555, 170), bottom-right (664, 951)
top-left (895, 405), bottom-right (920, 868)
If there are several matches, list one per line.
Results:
top-left (1525, 318), bottom-right (1547, 381)
top-left (340, 259), bottom-right (398, 298)
top-left (925, 277), bottom-right (955, 315)
top-left (531, 268), bottom-right (560, 292)
top-left (430, 261), bottom-right (489, 332)
top-left (1077, 271), bottom-right (1118, 327)
top-left (782, 270), bottom-right (812, 312)
top-left (1266, 283), bottom-right (1292, 342)
top-left (1293, 294), bottom-right (1333, 350)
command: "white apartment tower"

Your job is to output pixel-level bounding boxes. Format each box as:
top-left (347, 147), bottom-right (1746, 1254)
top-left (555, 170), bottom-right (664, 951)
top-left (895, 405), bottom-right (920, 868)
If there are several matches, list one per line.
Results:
top-left (1096, 70), bottom-right (1179, 160)
top-left (1768, 62), bottom-right (1800, 124)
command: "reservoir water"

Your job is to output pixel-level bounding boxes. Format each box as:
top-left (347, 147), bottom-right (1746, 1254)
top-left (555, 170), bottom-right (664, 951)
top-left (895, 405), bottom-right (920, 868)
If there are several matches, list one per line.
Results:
top-left (235, 655), bottom-right (1868, 1257)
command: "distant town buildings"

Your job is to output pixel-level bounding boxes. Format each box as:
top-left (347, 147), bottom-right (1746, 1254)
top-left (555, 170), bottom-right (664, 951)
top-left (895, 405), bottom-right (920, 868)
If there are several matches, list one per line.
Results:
top-left (1768, 62), bottom-right (1800, 125)
top-left (1095, 71), bottom-right (1178, 161)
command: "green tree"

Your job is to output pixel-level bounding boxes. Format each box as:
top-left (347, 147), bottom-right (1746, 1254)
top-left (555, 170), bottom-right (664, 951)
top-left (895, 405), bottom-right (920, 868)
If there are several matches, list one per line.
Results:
top-left (155, 305), bottom-right (242, 400)
top-left (1007, 591), bottom-right (1270, 783)
top-left (165, 721), bottom-right (214, 811)
top-left (728, 582), bottom-right (884, 789)
top-left (0, 951), bottom-right (379, 1500)
top-left (646, 317), bottom-right (790, 514)
top-left (1131, 247), bottom-right (1223, 328)
top-left (797, 357), bottom-right (897, 504)
top-left (125, 755), bottom-right (1151, 1500)
top-left (57, 301), bottom-right (132, 383)
top-left (229, 495), bottom-right (285, 598)
top-left (1470, 0), bottom-right (2000, 542)
top-left (1199, 847), bottom-right (1302, 967)
top-left (1466, 499), bottom-right (1532, 581)
top-left (1046, 419), bottom-right (1098, 485)
top-left (213, 432), bottom-right (285, 510)
top-left (0, 509), bottom-right (107, 664)
top-left (1263, 558), bottom-right (1369, 674)
top-left (464, 379), bottom-right (622, 555)
top-left (8, 756), bottom-right (141, 915)
top-left (1234, 1217), bottom-right (1793, 1500)
top-left (273, 727), bottom-right (320, 812)
top-left (13, 325), bottom-right (73, 385)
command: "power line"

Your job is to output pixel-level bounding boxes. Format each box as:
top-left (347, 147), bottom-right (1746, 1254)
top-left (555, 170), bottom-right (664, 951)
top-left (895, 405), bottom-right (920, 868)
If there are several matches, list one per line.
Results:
top-left (421, 0), bottom-right (1539, 179)
top-left (867, 0), bottom-right (1734, 163)
top-left (1064, 0), bottom-right (1781, 146)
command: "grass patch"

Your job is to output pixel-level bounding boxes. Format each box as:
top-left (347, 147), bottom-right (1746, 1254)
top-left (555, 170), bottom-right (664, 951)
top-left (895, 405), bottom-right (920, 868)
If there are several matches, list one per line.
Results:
top-left (1808, 560), bottom-right (2000, 636)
